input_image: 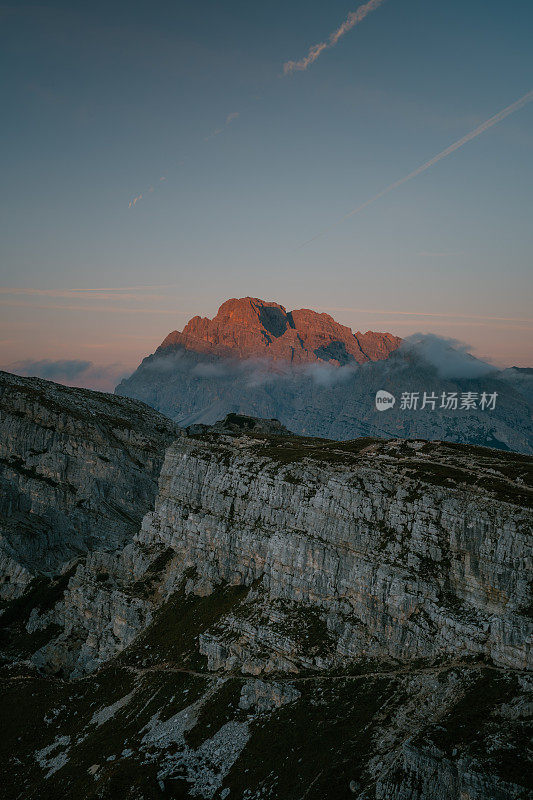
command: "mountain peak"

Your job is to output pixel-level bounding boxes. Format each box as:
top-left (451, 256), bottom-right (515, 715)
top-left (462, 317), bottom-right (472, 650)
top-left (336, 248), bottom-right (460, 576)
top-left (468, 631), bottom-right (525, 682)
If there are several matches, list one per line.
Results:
top-left (159, 297), bottom-right (401, 365)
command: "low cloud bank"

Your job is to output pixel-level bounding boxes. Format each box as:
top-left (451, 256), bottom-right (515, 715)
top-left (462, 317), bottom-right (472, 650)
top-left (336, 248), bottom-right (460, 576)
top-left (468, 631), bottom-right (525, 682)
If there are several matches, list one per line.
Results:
top-left (142, 352), bottom-right (291, 386)
top-left (5, 359), bottom-right (132, 392)
top-left (139, 350), bottom-right (362, 388)
top-left (8, 334), bottom-right (497, 396)
top-left (135, 335), bottom-right (499, 388)
top-left (400, 334), bottom-right (496, 379)
top-left (302, 362), bottom-right (358, 386)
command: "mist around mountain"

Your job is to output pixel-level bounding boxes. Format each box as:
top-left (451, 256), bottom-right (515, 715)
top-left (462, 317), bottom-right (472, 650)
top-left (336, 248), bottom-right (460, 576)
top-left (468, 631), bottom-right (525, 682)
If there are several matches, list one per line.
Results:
top-left (116, 299), bottom-right (533, 455)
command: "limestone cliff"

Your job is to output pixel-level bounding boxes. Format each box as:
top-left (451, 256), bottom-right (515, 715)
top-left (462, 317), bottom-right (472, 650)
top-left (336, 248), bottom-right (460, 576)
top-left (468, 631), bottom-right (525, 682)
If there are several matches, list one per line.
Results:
top-left (0, 370), bottom-right (179, 600)
top-left (11, 419), bottom-right (530, 681)
top-left (136, 431), bottom-right (532, 674)
top-left (0, 381), bottom-right (531, 800)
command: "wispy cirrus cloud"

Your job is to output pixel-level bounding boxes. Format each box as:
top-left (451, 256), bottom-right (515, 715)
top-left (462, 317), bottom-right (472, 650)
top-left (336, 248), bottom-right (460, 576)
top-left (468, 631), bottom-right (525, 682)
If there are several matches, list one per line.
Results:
top-left (316, 306), bottom-right (533, 325)
top-left (204, 110), bottom-right (240, 141)
top-left (0, 284), bottom-right (194, 316)
top-left (0, 300), bottom-right (187, 316)
top-left (0, 285), bottom-right (178, 301)
top-left (128, 175), bottom-right (167, 207)
top-left (283, 0), bottom-right (388, 75)
top-left (128, 193), bottom-right (143, 208)
top-left (129, 113), bottom-right (239, 207)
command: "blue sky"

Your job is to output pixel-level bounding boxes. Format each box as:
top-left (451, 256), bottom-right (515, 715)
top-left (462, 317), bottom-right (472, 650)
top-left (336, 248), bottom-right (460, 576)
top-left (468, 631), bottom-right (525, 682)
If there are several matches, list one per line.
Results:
top-left (1, 0), bottom-right (532, 387)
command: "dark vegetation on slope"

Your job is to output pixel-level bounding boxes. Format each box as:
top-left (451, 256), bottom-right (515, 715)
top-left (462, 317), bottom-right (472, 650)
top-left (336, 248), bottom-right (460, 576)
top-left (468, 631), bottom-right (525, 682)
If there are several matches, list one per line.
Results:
top-left (1, 581), bottom-right (531, 800)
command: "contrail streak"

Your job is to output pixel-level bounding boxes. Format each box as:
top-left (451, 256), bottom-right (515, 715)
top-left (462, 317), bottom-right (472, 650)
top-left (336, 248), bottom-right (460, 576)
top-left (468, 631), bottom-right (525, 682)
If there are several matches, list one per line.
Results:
top-left (283, 0), bottom-right (388, 75)
top-left (299, 89), bottom-right (533, 247)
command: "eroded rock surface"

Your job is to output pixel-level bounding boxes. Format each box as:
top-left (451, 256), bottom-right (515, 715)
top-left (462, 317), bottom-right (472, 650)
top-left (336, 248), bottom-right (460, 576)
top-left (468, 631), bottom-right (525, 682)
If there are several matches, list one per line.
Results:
top-left (157, 297), bottom-right (401, 365)
top-left (0, 380), bottom-right (531, 799)
top-left (0, 370), bottom-right (179, 599)
top-left (136, 432), bottom-right (532, 674)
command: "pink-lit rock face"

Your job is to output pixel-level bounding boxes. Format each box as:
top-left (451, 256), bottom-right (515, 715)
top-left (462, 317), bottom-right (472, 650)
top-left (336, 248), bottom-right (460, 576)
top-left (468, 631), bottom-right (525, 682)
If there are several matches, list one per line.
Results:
top-left (159, 297), bottom-right (401, 365)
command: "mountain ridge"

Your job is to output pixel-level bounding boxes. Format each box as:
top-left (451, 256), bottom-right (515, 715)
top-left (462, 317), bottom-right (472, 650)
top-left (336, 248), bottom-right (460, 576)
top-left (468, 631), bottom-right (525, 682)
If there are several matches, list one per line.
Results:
top-left (116, 304), bottom-right (533, 455)
top-left (158, 297), bottom-right (402, 365)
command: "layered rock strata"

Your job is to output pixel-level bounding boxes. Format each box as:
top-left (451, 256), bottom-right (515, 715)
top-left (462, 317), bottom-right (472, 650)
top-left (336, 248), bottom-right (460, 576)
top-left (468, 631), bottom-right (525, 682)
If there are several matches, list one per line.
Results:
top-left (18, 424), bottom-right (531, 680)
top-left (0, 370), bottom-right (179, 600)
top-left (135, 432), bottom-right (532, 674)
top-left (1, 380), bottom-right (531, 799)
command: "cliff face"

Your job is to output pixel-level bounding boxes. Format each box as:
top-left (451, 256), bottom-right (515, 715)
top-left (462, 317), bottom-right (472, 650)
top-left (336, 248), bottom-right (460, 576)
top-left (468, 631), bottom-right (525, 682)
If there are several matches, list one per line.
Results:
top-left (15, 422), bottom-right (531, 681)
top-left (0, 370), bottom-right (179, 600)
top-left (159, 297), bottom-right (401, 365)
top-left (0, 383), bottom-right (531, 800)
top-left (136, 433), bottom-right (531, 674)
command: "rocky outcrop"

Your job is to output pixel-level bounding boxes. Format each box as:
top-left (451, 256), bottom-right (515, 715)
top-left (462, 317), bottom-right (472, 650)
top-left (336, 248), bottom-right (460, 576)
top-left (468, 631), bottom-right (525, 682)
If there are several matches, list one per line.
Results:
top-left (135, 432), bottom-right (532, 674)
top-left (13, 423), bottom-right (530, 683)
top-left (158, 297), bottom-right (401, 365)
top-left (0, 370), bottom-right (179, 599)
top-left (1, 381), bottom-right (531, 800)
top-left (187, 412), bottom-right (291, 437)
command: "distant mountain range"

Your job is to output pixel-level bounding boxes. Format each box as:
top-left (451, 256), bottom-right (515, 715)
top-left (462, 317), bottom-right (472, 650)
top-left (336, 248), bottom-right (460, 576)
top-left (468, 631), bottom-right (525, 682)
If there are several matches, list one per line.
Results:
top-left (116, 297), bottom-right (533, 454)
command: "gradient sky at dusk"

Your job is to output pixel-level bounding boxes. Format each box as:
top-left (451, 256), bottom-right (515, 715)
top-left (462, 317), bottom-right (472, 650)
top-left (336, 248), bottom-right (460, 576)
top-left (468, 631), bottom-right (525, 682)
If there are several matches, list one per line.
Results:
top-left (1, 0), bottom-right (532, 389)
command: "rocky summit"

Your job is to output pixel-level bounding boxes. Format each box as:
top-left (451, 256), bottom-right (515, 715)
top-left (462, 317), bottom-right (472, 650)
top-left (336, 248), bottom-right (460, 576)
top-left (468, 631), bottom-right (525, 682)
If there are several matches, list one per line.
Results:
top-left (157, 297), bottom-right (402, 365)
top-left (1, 374), bottom-right (532, 800)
